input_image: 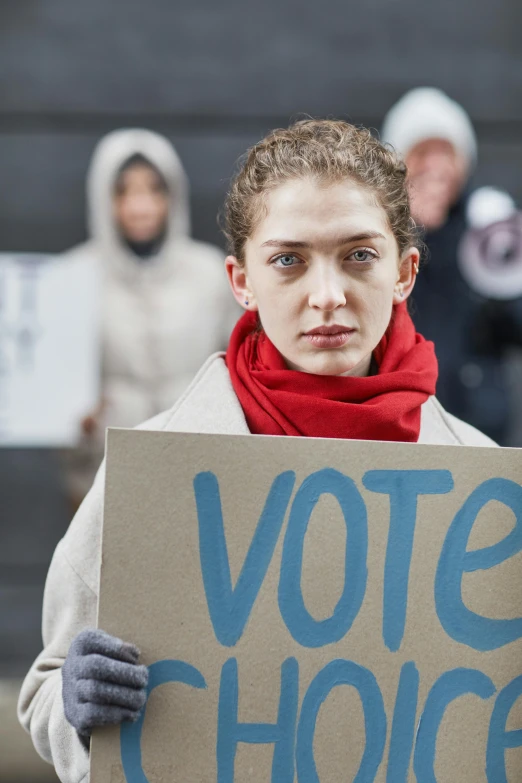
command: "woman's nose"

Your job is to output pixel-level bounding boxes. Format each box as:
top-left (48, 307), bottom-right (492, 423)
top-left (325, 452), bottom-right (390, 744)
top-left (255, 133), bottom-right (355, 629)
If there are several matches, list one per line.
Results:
top-left (129, 193), bottom-right (157, 215)
top-left (308, 267), bottom-right (347, 311)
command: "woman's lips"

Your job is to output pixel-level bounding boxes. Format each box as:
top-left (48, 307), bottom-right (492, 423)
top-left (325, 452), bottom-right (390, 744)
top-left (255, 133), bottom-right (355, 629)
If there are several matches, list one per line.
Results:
top-left (303, 327), bottom-right (355, 349)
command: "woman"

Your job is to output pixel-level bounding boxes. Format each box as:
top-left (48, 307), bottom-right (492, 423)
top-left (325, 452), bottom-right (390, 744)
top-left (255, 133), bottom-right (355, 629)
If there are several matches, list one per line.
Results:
top-left (19, 120), bottom-right (495, 783)
top-left (64, 128), bottom-right (236, 505)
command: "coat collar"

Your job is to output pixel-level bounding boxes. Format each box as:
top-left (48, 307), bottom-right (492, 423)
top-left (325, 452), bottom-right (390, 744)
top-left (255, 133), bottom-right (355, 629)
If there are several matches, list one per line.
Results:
top-left (165, 353), bottom-right (249, 435)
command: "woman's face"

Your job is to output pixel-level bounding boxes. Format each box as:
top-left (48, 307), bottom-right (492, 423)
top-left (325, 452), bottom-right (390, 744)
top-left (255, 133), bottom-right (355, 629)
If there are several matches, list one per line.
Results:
top-left (113, 164), bottom-right (169, 243)
top-left (227, 178), bottom-right (418, 377)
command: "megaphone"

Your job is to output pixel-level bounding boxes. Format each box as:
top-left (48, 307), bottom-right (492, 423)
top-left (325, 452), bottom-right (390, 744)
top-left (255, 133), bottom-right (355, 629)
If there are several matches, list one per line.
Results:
top-left (458, 211), bottom-right (522, 300)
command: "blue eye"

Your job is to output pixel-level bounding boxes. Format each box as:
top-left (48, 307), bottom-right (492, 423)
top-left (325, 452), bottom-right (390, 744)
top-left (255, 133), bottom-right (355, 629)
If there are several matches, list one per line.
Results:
top-left (273, 254), bottom-right (300, 267)
top-left (350, 249), bottom-right (376, 264)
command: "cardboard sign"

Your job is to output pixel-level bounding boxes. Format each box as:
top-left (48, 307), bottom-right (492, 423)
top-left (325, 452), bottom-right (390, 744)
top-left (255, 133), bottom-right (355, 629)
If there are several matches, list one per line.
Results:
top-left (93, 430), bottom-right (522, 782)
top-left (0, 253), bottom-right (99, 446)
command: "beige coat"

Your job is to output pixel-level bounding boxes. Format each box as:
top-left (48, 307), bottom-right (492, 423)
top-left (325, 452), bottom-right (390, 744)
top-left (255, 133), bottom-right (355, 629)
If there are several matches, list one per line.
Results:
top-left (63, 129), bottom-right (238, 497)
top-left (18, 354), bottom-right (496, 783)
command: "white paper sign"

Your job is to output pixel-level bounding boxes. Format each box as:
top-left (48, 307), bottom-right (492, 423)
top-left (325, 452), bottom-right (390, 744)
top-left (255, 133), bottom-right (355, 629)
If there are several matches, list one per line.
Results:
top-left (0, 253), bottom-right (100, 446)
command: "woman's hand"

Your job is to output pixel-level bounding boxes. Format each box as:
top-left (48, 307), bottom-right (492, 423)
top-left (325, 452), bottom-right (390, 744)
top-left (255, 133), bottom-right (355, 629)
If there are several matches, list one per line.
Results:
top-left (80, 398), bottom-right (106, 437)
top-left (62, 628), bottom-right (149, 743)
top-left (80, 413), bottom-right (99, 436)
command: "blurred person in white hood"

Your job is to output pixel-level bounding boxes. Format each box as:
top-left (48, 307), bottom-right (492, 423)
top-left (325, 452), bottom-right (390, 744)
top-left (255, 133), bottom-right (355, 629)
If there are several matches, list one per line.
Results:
top-left (65, 129), bottom-right (235, 501)
top-left (382, 88), bottom-right (522, 444)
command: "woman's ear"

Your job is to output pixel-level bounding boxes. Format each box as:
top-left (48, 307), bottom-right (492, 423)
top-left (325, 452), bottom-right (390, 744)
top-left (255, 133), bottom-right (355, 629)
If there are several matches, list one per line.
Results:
top-left (225, 256), bottom-right (257, 310)
top-left (393, 247), bottom-right (420, 304)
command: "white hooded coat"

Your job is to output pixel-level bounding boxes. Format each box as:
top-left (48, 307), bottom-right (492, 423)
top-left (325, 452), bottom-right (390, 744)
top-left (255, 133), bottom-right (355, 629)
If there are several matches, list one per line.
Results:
top-left (65, 129), bottom-right (235, 439)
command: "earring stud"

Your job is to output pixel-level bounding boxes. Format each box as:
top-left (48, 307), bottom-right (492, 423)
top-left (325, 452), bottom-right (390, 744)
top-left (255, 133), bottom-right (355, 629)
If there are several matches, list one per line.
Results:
top-left (244, 299), bottom-right (249, 305)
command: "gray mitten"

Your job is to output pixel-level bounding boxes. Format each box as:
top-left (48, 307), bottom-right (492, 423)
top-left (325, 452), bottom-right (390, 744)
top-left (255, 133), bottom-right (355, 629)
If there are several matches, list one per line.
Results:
top-left (62, 628), bottom-right (149, 743)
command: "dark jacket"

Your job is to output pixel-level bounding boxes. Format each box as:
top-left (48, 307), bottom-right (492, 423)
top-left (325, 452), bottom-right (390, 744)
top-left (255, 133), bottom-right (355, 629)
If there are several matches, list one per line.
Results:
top-left (412, 194), bottom-right (522, 444)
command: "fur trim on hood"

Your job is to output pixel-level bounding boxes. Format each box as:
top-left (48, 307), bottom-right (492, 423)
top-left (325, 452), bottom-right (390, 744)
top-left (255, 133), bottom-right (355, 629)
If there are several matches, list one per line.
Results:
top-left (86, 128), bottom-right (191, 280)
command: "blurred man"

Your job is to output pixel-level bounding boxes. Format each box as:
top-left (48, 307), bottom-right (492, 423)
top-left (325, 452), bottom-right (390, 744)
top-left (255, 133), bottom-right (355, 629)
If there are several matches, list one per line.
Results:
top-left (64, 128), bottom-right (237, 504)
top-left (382, 88), bottom-right (521, 444)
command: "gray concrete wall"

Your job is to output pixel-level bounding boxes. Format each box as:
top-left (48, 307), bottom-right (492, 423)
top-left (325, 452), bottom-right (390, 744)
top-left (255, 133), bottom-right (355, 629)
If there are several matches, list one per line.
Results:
top-left (1, 0), bottom-right (521, 254)
top-left (0, 681), bottom-right (59, 781)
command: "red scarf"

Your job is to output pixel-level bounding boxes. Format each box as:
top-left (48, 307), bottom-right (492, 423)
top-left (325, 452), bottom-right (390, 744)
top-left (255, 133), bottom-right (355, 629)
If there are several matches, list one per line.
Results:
top-left (226, 303), bottom-right (438, 442)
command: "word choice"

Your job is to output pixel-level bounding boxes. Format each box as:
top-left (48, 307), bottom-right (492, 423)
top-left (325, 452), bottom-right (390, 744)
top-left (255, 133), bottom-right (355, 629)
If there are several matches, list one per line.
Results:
top-left (121, 657), bottom-right (521, 782)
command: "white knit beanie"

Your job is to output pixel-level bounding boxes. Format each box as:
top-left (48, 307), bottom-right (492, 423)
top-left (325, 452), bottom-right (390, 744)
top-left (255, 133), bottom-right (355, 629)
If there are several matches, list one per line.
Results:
top-left (381, 87), bottom-right (478, 168)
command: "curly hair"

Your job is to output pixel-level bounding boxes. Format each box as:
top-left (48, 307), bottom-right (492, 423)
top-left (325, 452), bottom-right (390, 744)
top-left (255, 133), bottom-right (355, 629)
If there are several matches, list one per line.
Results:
top-left (223, 118), bottom-right (418, 264)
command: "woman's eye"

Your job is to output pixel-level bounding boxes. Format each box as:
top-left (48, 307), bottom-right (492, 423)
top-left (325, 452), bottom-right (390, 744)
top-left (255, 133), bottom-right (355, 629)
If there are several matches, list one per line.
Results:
top-left (273, 254), bottom-right (301, 267)
top-left (350, 249), bottom-right (376, 264)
